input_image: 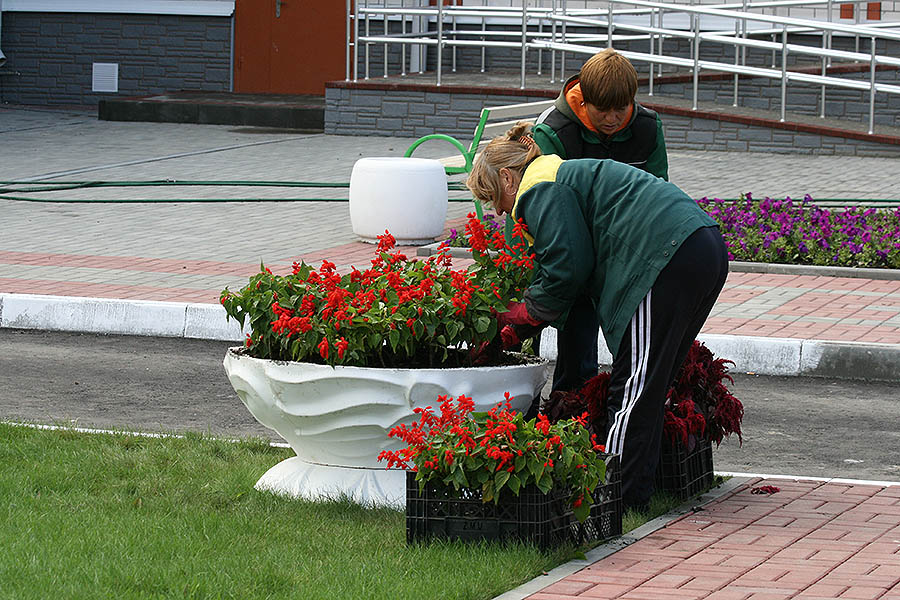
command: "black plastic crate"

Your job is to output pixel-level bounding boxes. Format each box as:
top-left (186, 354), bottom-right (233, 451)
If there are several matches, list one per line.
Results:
top-left (406, 454), bottom-right (622, 549)
top-left (655, 435), bottom-right (714, 500)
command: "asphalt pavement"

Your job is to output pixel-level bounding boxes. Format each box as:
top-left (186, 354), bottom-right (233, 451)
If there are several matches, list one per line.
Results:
top-left (2, 329), bottom-right (898, 483)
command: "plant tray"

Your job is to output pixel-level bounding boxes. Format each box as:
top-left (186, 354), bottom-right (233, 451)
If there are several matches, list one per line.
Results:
top-left (406, 454), bottom-right (622, 549)
top-left (655, 436), bottom-right (714, 500)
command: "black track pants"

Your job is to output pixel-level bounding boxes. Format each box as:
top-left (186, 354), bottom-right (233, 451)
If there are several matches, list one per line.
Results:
top-left (604, 226), bottom-right (729, 509)
top-left (552, 294), bottom-right (600, 393)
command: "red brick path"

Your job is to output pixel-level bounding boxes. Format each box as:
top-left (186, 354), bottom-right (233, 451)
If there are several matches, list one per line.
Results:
top-left (529, 479), bottom-right (900, 600)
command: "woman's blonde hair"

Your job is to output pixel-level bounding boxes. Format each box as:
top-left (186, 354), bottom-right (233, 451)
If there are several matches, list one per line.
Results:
top-left (466, 121), bottom-right (543, 212)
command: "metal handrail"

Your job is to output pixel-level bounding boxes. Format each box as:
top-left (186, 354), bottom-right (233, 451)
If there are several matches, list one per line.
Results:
top-left (349, 1), bottom-right (900, 134)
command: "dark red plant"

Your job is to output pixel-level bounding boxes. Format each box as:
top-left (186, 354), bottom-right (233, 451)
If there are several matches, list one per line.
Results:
top-left (543, 341), bottom-right (743, 448)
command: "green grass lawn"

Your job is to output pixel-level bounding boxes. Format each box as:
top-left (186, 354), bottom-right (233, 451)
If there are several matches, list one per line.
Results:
top-left (0, 423), bottom-right (691, 600)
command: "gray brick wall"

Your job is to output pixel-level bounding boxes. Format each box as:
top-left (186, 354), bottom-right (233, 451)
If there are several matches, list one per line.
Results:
top-left (325, 86), bottom-right (551, 140)
top-left (0, 12), bottom-right (231, 106)
top-left (326, 85), bottom-right (900, 157)
top-left (662, 113), bottom-right (900, 157)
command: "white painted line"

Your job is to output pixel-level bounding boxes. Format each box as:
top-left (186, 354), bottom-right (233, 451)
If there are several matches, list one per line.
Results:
top-left (2, 421), bottom-right (291, 448)
top-left (717, 470), bottom-right (900, 487)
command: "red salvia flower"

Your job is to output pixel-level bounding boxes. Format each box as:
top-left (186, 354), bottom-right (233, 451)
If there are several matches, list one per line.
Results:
top-left (335, 337), bottom-right (349, 359)
top-left (376, 230), bottom-right (396, 252)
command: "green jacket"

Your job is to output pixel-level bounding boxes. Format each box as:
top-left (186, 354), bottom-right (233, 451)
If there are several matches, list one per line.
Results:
top-left (532, 74), bottom-right (669, 180)
top-left (512, 155), bottom-right (716, 356)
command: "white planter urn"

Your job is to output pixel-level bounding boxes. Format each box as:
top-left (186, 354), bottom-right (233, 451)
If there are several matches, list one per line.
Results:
top-left (223, 349), bottom-right (550, 508)
top-left (349, 157), bottom-right (448, 245)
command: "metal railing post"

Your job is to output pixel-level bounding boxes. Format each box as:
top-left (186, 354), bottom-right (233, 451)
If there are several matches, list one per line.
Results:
top-left (780, 24), bottom-right (788, 122)
top-left (826, 0), bottom-right (833, 67)
top-left (692, 13), bottom-right (700, 111)
top-left (520, 0), bottom-right (528, 89)
top-left (419, 0), bottom-right (425, 75)
top-left (658, 7), bottom-right (664, 77)
top-left (608, 0), bottom-right (614, 48)
top-left (383, 8), bottom-right (389, 78)
top-left (689, 0), bottom-right (696, 62)
top-left (869, 36), bottom-right (876, 134)
top-left (401, 0), bottom-right (407, 77)
top-left (452, 10), bottom-right (457, 73)
top-left (346, 0), bottom-right (352, 81)
top-left (820, 26), bottom-right (827, 117)
top-left (741, 0), bottom-right (747, 70)
top-left (537, 14), bottom-right (543, 76)
top-left (733, 19), bottom-right (740, 106)
top-left (481, 0), bottom-right (487, 74)
top-left (550, 0), bottom-right (557, 83)
top-left (771, 32), bottom-right (777, 68)
top-left (560, 0), bottom-right (567, 81)
top-left (649, 8), bottom-right (655, 96)
top-left (364, 0), bottom-right (370, 80)
top-left (437, 1), bottom-right (444, 86)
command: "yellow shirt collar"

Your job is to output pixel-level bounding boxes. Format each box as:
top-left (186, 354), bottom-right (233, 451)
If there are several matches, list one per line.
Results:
top-left (510, 154), bottom-right (564, 245)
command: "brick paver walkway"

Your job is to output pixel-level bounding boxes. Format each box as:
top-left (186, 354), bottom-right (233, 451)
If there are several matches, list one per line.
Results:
top-left (3, 106), bottom-right (900, 345)
top-left (2, 224), bottom-right (899, 344)
top-left (529, 478), bottom-right (900, 600)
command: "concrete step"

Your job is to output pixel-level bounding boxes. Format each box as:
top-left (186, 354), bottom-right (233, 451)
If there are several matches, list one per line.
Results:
top-left (98, 91), bottom-right (325, 130)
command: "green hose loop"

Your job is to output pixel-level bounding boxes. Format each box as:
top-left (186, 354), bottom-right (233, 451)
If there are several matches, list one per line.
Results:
top-left (0, 179), bottom-right (895, 205)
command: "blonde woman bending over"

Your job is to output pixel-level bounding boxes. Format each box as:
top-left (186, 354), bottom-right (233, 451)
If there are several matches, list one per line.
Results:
top-left (467, 123), bottom-right (728, 513)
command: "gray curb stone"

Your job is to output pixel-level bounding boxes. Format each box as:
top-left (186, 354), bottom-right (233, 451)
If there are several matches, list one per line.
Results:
top-left (1, 292), bottom-right (898, 382)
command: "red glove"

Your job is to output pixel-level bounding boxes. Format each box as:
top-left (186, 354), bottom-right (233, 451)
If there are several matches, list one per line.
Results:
top-left (497, 301), bottom-right (544, 328)
top-left (497, 302), bottom-right (546, 349)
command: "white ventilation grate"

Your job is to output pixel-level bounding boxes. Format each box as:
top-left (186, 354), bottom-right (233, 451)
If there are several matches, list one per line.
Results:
top-left (92, 63), bottom-right (119, 93)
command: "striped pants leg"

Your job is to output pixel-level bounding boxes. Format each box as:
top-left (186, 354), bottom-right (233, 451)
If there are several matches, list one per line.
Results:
top-left (604, 226), bottom-right (729, 509)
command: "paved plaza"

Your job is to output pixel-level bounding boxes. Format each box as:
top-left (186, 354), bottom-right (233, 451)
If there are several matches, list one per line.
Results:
top-left (1, 104), bottom-right (899, 599)
top-left (2, 105), bottom-right (900, 346)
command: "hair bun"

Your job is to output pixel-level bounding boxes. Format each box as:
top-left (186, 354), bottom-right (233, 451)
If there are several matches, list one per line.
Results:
top-left (505, 121), bottom-right (534, 142)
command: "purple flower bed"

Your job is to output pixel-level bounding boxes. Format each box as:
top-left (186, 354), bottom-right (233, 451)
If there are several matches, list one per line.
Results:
top-left (442, 195), bottom-right (900, 270)
top-left (697, 194), bottom-right (900, 269)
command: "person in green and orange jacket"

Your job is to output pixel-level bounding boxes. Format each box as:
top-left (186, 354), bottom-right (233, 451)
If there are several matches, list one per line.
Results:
top-left (532, 49), bottom-right (669, 397)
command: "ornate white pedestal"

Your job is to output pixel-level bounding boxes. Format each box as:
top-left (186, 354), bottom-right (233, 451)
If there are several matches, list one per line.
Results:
top-left (223, 349), bottom-right (550, 508)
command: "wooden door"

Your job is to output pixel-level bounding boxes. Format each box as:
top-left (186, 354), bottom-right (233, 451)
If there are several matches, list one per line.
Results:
top-left (234, 0), bottom-right (347, 95)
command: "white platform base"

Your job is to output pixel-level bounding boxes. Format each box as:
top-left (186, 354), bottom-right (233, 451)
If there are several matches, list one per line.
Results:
top-left (254, 456), bottom-right (408, 509)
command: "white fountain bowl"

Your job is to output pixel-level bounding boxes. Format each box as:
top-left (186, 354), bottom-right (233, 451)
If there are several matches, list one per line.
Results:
top-left (223, 349), bottom-right (550, 507)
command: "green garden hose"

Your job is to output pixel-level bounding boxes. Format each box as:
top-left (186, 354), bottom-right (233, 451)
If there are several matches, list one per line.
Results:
top-left (0, 179), bottom-right (895, 205)
top-left (0, 179), bottom-right (473, 203)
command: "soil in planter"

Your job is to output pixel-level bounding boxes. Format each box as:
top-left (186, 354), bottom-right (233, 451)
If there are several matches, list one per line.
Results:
top-left (233, 346), bottom-right (543, 369)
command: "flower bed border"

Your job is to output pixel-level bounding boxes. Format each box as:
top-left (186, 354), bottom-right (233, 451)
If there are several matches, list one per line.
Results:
top-left (406, 454), bottom-right (622, 549)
